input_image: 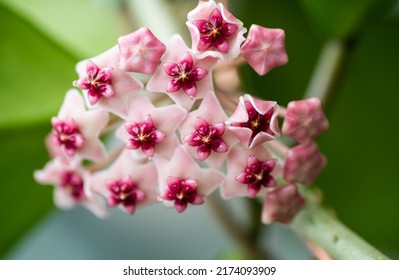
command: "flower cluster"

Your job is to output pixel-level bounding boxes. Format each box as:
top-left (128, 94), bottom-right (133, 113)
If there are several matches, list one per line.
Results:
top-left (35, 0), bottom-right (328, 225)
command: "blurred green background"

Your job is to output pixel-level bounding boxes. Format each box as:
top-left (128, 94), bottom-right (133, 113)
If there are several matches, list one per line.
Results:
top-left (0, 0), bottom-right (398, 259)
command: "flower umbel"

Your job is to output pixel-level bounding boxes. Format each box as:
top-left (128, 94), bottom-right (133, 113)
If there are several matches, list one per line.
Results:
top-left (36, 0), bottom-right (331, 233)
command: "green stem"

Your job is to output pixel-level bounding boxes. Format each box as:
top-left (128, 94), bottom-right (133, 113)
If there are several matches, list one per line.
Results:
top-left (304, 38), bottom-right (356, 113)
top-left (291, 203), bottom-right (389, 260)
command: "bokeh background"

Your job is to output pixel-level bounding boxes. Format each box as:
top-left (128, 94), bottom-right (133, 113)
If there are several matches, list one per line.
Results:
top-left (1, 0), bottom-right (399, 259)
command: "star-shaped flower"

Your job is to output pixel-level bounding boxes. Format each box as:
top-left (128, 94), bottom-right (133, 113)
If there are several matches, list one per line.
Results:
top-left (74, 46), bottom-right (142, 118)
top-left (282, 98), bottom-right (329, 143)
top-left (241, 25), bottom-right (288, 76)
top-left (179, 91), bottom-right (235, 168)
top-left (235, 155), bottom-right (277, 198)
top-left (146, 35), bottom-right (217, 110)
top-left (222, 145), bottom-right (280, 199)
top-left (283, 142), bottom-right (327, 185)
top-left (48, 89), bottom-right (108, 162)
top-left (227, 94), bottom-right (280, 149)
top-left (116, 94), bottom-right (187, 159)
top-left (156, 146), bottom-right (224, 213)
top-left (91, 150), bottom-right (158, 215)
top-left (261, 184), bottom-right (305, 224)
top-left (186, 0), bottom-right (246, 62)
top-left (118, 27), bottom-right (166, 75)
top-left (34, 158), bottom-right (107, 217)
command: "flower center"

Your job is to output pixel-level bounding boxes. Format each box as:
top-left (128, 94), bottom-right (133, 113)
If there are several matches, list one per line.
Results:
top-left (184, 117), bottom-right (228, 161)
top-left (235, 155), bottom-right (277, 198)
top-left (52, 117), bottom-right (85, 157)
top-left (60, 171), bottom-right (85, 202)
top-left (160, 176), bottom-right (204, 213)
top-left (125, 114), bottom-right (166, 158)
top-left (106, 176), bottom-right (146, 214)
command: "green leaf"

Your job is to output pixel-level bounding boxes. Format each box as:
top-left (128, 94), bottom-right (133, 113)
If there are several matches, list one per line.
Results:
top-left (300, 0), bottom-right (396, 38)
top-left (0, 4), bottom-right (78, 256)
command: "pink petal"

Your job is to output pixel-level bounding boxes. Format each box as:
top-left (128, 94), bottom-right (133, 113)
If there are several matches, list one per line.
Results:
top-left (192, 19), bottom-right (212, 33)
top-left (180, 52), bottom-right (194, 70)
top-left (141, 114), bottom-right (154, 128)
top-left (118, 27), bottom-right (166, 75)
top-left (215, 36), bottom-right (229, 53)
top-left (183, 81), bottom-right (197, 98)
top-left (125, 121), bottom-right (139, 136)
top-left (126, 139), bottom-right (141, 150)
top-left (86, 60), bottom-right (99, 79)
top-left (87, 90), bottom-right (100, 105)
top-left (123, 204), bottom-right (137, 214)
top-left (184, 132), bottom-right (203, 146)
top-left (97, 84), bottom-right (114, 98)
top-left (210, 139), bottom-right (227, 153)
top-left (209, 122), bottom-right (226, 137)
top-left (174, 200), bottom-right (188, 213)
top-left (197, 144), bottom-right (211, 161)
top-left (247, 182), bottom-right (261, 198)
top-left (107, 196), bottom-right (119, 207)
top-left (148, 130), bottom-right (167, 144)
top-left (97, 67), bottom-right (113, 83)
top-left (188, 67), bottom-right (208, 81)
top-left (198, 34), bottom-right (214, 51)
top-left (220, 23), bottom-right (238, 36)
top-left (241, 25), bottom-right (288, 76)
top-left (167, 176), bottom-right (183, 193)
top-left (247, 155), bottom-right (261, 173)
top-left (163, 63), bottom-right (180, 76)
top-left (209, 8), bottom-right (223, 28)
top-left (167, 79), bottom-right (182, 93)
top-left (189, 194), bottom-right (204, 205)
top-left (141, 142), bottom-right (155, 158)
top-left (235, 171), bottom-right (253, 184)
top-left (195, 117), bottom-right (210, 136)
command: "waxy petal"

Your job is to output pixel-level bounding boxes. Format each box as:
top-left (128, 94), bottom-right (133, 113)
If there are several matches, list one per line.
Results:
top-left (195, 117), bottom-right (210, 136)
top-left (261, 184), bottom-right (305, 224)
top-left (197, 144), bottom-right (211, 161)
top-left (241, 25), bottom-right (288, 76)
top-left (167, 79), bottom-right (182, 93)
top-left (118, 27), bottom-right (166, 75)
top-left (163, 63), bottom-right (180, 76)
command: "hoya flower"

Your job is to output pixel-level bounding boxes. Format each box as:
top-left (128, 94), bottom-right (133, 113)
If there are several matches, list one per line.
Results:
top-left (118, 27), bottom-right (166, 75)
top-left (116, 94), bottom-right (186, 159)
top-left (241, 25), bottom-right (288, 76)
top-left (146, 35), bottom-right (217, 110)
top-left (222, 145), bottom-right (279, 199)
top-left (261, 184), bottom-right (304, 224)
top-left (187, 0), bottom-right (246, 62)
top-left (34, 158), bottom-right (107, 218)
top-left (283, 142), bottom-right (327, 185)
top-left (179, 92), bottom-right (235, 168)
top-left (91, 150), bottom-right (158, 214)
top-left (282, 98), bottom-right (329, 143)
top-left (74, 46), bottom-right (142, 118)
top-left (157, 146), bottom-right (224, 213)
top-left (228, 94), bottom-right (280, 149)
top-left (48, 89), bottom-right (108, 161)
